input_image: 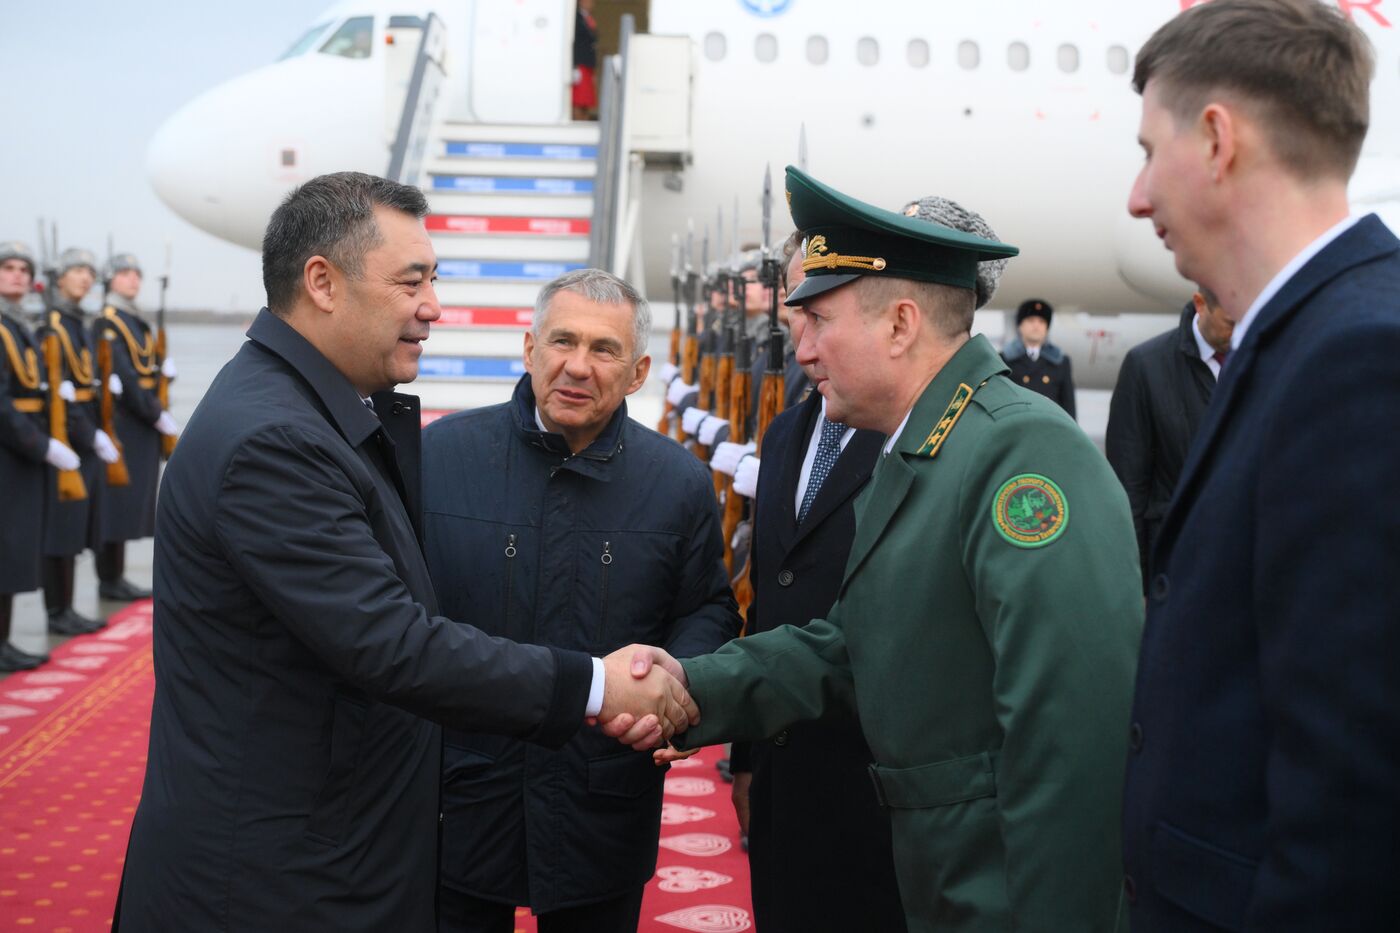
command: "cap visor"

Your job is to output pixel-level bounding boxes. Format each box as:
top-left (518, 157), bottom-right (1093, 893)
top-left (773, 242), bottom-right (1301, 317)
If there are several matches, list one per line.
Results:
top-left (784, 272), bottom-right (862, 306)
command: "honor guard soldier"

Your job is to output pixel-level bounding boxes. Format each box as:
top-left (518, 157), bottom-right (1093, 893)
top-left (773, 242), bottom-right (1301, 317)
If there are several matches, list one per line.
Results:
top-left (92, 253), bottom-right (178, 601)
top-left (653, 167), bottom-right (1143, 932)
top-left (1001, 298), bottom-right (1077, 419)
top-left (1, 241), bottom-right (69, 670)
top-left (40, 248), bottom-right (120, 635)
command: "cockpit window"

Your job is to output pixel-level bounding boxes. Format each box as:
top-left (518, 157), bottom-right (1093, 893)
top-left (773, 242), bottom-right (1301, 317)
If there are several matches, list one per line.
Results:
top-left (319, 16), bottom-right (375, 60)
top-left (277, 22), bottom-right (331, 61)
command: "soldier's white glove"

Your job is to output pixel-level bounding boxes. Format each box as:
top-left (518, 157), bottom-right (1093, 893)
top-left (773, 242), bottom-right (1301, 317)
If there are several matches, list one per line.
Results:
top-left (682, 407), bottom-right (709, 436)
top-left (709, 441), bottom-right (755, 477)
top-left (108, 373), bottom-right (123, 396)
top-left (93, 430), bottom-right (120, 465)
top-left (45, 439), bottom-right (81, 471)
top-left (733, 455), bottom-right (761, 498)
top-left (698, 415), bottom-right (729, 446)
top-left (154, 411), bottom-right (181, 437)
top-left (161, 357), bottom-right (177, 380)
top-left (666, 379), bottom-right (696, 407)
top-left (656, 361), bottom-right (680, 386)
top-left (58, 380), bottom-right (76, 403)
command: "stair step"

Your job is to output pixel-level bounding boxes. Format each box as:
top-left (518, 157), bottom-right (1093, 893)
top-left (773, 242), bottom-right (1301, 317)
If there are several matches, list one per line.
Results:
top-left (438, 259), bottom-right (585, 282)
top-left (431, 236), bottom-right (588, 263)
top-left (426, 193), bottom-right (594, 218)
top-left (441, 141), bottom-right (598, 160)
top-left (424, 329), bottom-right (525, 356)
top-left (427, 215), bottom-right (590, 237)
top-left (436, 306), bottom-right (533, 329)
top-left (429, 174), bottom-right (594, 195)
top-left (434, 281), bottom-right (544, 306)
top-left (424, 157), bottom-right (595, 179)
top-left (419, 355), bottom-right (527, 381)
top-left (437, 121), bottom-right (600, 145)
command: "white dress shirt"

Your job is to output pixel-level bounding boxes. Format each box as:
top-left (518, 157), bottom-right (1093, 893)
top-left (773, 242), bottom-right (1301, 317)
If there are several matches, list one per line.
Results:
top-left (1191, 317), bottom-right (1224, 380)
top-left (1232, 214), bottom-right (1361, 350)
top-left (794, 397), bottom-right (856, 515)
top-left (1025, 344), bottom-right (1041, 362)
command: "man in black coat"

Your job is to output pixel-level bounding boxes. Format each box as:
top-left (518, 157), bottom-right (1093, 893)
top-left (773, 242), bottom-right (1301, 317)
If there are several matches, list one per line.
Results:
top-left (1001, 298), bottom-right (1076, 419)
top-left (1123, 3), bottom-right (1400, 928)
top-left (1105, 288), bottom-right (1233, 587)
top-left (115, 172), bottom-right (697, 933)
top-left (424, 269), bottom-right (741, 933)
top-left (91, 253), bottom-right (181, 602)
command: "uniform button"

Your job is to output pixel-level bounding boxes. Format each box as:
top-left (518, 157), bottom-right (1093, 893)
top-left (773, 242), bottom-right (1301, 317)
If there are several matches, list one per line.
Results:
top-left (778, 569), bottom-right (794, 587)
top-left (1151, 573), bottom-right (1169, 600)
top-left (773, 730), bottom-right (790, 747)
top-left (1123, 875), bottom-right (1137, 904)
top-left (1130, 722), bottom-right (1144, 753)
top-left (1042, 375), bottom-right (1050, 384)
top-left (1022, 375), bottom-right (1031, 384)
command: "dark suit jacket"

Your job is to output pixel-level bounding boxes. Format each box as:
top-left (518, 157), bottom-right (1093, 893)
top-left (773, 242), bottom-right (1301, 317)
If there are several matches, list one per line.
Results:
top-left (1105, 305), bottom-right (1215, 588)
top-left (729, 392), bottom-right (905, 933)
top-left (116, 310), bottom-right (592, 933)
top-left (1123, 215), bottom-right (1400, 931)
top-left (1002, 336), bottom-right (1076, 419)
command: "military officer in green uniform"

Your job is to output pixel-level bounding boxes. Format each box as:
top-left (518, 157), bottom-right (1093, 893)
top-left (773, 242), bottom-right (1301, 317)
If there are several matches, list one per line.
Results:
top-left (647, 167), bottom-right (1143, 932)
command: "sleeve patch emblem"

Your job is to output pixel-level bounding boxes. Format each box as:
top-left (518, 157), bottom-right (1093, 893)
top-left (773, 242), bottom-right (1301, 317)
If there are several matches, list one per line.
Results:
top-left (993, 473), bottom-right (1068, 548)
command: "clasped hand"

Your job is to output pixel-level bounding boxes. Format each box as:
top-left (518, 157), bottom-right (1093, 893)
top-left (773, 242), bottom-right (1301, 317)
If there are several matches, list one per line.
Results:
top-left (594, 644), bottom-right (699, 751)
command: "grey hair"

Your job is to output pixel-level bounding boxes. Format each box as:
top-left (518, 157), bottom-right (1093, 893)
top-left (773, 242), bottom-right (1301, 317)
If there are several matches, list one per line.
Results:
top-left (533, 267), bottom-right (651, 358)
top-left (900, 196), bottom-right (1008, 309)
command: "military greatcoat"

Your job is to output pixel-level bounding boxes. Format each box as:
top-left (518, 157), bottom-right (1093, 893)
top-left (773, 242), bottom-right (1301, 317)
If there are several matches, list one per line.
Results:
top-left (0, 304), bottom-right (49, 594)
top-left (93, 296), bottom-right (163, 543)
top-left (681, 334), bottom-right (1143, 933)
top-left (40, 299), bottom-right (101, 557)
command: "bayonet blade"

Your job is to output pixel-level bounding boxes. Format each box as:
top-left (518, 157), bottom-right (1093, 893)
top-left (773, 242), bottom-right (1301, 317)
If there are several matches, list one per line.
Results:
top-left (670, 232), bottom-right (680, 279)
top-left (731, 196), bottom-right (740, 273)
top-left (761, 164), bottom-right (773, 259)
top-left (798, 124), bottom-right (809, 172)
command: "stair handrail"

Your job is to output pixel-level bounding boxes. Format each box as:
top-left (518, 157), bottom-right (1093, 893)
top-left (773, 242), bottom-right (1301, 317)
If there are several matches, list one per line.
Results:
top-left (588, 13), bottom-right (636, 276)
top-left (387, 13), bottom-right (448, 186)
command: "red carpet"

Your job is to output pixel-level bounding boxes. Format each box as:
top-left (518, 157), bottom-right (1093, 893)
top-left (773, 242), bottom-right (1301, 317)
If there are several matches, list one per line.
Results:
top-left (0, 601), bottom-right (752, 932)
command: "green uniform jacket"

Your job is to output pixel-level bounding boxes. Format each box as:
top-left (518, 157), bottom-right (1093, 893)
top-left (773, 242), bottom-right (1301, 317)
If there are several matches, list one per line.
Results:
top-left (682, 335), bottom-right (1141, 933)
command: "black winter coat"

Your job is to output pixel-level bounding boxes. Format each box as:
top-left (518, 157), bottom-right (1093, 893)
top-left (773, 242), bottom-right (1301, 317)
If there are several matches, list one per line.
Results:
top-left (728, 391), bottom-right (906, 933)
top-left (423, 375), bottom-right (741, 913)
top-left (1104, 304), bottom-right (1215, 588)
top-left (0, 307), bottom-right (48, 594)
top-left (115, 311), bottom-right (593, 933)
top-left (1002, 336), bottom-right (1077, 419)
top-left (41, 302), bottom-right (100, 556)
top-left (93, 300), bottom-right (164, 543)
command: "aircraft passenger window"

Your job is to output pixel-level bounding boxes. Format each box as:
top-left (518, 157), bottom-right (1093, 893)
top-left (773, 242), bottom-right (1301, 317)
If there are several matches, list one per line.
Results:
top-left (1106, 45), bottom-right (1130, 75)
top-left (278, 22), bottom-right (330, 61)
top-left (756, 33), bottom-right (779, 63)
top-left (320, 16), bottom-right (375, 60)
top-left (907, 39), bottom-right (930, 68)
top-left (704, 32), bottom-right (727, 62)
top-left (1008, 41), bottom-right (1030, 72)
top-left (857, 37), bottom-right (879, 67)
top-left (1057, 44), bottom-right (1080, 73)
top-left (958, 40), bottom-right (980, 70)
top-left (806, 35), bottom-right (829, 65)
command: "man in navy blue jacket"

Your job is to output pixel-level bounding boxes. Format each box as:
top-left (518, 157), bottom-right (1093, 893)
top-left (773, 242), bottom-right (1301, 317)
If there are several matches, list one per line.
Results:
top-left (1122, 1), bottom-right (1400, 929)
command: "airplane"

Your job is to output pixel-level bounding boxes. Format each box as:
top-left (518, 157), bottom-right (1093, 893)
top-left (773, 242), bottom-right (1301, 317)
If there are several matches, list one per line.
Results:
top-left (146, 0), bottom-right (1400, 406)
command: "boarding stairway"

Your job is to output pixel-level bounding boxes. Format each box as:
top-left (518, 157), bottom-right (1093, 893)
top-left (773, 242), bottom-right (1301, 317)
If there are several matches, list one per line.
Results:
top-left (413, 122), bottom-right (598, 420)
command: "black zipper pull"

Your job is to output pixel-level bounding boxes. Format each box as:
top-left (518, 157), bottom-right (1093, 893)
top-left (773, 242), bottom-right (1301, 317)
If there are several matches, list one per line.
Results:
top-left (505, 533), bottom-right (517, 558)
top-left (600, 541), bottom-right (612, 566)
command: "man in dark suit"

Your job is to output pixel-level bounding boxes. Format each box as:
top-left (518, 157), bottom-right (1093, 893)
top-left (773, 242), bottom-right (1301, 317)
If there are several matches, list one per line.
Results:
top-left (115, 172), bottom-right (696, 932)
top-left (1000, 298), bottom-right (1076, 419)
top-left (1105, 287), bottom-right (1233, 587)
top-left (1123, 2), bottom-right (1400, 928)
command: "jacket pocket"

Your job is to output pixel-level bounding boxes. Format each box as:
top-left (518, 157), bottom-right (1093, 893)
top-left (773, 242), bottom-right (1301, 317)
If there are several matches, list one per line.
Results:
top-left (1151, 821), bottom-right (1257, 931)
top-left (587, 750), bottom-right (660, 799)
top-left (867, 750), bottom-right (997, 810)
top-left (305, 693), bottom-right (368, 846)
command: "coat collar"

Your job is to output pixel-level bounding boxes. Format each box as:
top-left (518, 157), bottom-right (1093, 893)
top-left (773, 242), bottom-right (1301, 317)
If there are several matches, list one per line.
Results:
top-left (1001, 334), bottom-right (1063, 365)
top-left (1156, 213), bottom-right (1399, 561)
top-left (246, 308), bottom-right (382, 448)
top-left (844, 335), bottom-right (1007, 582)
top-left (509, 374), bottom-right (627, 479)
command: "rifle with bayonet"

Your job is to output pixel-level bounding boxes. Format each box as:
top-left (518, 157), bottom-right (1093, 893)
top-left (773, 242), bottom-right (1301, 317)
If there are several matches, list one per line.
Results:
top-left (720, 329), bottom-right (753, 571)
top-left (96, 236), bottom-right (130, 486)
top-left (706, 209), bottom-right (734, 480)
top-left (155, 245), bottom-right (175, 458)
top-left (656, 233), bottom-right (683, 433)
top-left (691, 228), bottom-right (718, 460)
top-left (675, 224), bottom-right (699, 443)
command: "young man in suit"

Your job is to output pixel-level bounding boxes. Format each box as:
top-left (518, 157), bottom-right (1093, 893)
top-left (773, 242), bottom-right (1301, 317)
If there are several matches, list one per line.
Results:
top-left (1122, 1), bottom-right (1400, 928)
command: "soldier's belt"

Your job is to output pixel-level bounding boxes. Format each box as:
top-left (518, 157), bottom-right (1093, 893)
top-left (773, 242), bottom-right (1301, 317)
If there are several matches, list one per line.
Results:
top-left (138, 377), bottom-right (157, 389)
top-left (11, 398), bottom-right (43, 413)
top-left (868, 750), bottom-right (1000, 809)
top-left (73, 388), bottom-right (95, 402)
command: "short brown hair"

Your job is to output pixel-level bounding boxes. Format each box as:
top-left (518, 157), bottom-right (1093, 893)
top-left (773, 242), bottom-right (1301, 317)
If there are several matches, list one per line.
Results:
top-left (1133, 0), bottom-right (1372, 180)
top-left (856, 276), bottom-right (976, 340)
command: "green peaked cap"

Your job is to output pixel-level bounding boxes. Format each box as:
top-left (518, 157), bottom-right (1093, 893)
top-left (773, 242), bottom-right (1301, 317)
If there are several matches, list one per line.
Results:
top-left (783, 165), bottom-right (1018, 305)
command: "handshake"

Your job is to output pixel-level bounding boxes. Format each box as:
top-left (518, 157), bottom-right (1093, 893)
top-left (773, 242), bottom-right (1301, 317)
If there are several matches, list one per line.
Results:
top-left (593, 644), bottom-right (699, 754)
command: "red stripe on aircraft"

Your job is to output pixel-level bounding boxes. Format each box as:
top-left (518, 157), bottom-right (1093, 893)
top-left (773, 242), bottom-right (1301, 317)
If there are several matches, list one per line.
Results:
top-left (437, 307), bottom-right (534, 328)
top-left (426, 215), bottom-right (591, 236)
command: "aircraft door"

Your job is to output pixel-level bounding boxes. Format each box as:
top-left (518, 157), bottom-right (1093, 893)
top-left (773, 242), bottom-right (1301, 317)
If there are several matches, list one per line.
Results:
top-left (469, 0), bottom-right (571, 124)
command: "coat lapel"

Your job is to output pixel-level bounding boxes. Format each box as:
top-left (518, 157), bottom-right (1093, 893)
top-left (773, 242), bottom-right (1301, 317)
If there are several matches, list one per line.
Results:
top-left (772, 393), bottom-right (819, 554)
top-left (1156, 214), bottom-right (1398, 557)
top-left (791, 428), bottom-right (882, 549)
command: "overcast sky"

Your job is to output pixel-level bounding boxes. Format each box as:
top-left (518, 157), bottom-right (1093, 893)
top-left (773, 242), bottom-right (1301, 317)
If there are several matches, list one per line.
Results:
top-left (3, 1), bottom-right (331, 311)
